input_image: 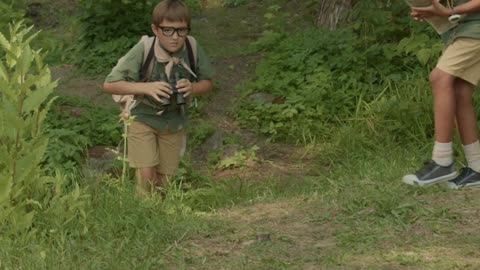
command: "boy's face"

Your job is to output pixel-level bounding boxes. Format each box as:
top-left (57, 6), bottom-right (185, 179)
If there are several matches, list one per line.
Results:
top-left (151, 19), bottom-right (189, 53)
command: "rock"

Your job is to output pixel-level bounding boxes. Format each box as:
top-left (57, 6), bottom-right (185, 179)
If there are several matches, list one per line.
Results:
top-left (202, 130), bottom-right (224, 151)
top-left (221, 144), bottom-right (240, 159)
top-left (83, 146), bottom-right (120, 178)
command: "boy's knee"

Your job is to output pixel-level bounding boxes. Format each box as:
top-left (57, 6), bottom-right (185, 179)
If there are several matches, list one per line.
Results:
top-left (138, 167), bottom-right (157, 181)
top-left (429, 68), bottom-right (454, 87)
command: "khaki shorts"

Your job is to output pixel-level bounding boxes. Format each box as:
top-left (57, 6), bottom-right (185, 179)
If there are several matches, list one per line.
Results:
top-left (127, 120), bottom-right (186, 175)
top-left (437, 37), bottom-right (480, 86)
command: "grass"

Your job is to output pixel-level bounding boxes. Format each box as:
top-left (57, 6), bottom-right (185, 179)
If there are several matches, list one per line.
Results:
top-left (3, 1), bottom-right (480, 269)
top-left (156, 143), bottom-right (480, 269)
top-left (2, 123), bottom-right (480, 269)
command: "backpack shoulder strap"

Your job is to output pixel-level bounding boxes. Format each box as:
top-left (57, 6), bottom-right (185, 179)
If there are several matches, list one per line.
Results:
top-left (112, 36), bottom-right (155, 114)
top-left (185, 35), bottom-right (198, 75)
top-left (140, 36), bottom-right (156, 82)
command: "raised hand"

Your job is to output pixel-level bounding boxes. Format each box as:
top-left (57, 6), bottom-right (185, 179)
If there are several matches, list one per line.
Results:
top-left (142, 81), bottom-right (172, 103)
top-left (176, 78), bottom-right (194, 97)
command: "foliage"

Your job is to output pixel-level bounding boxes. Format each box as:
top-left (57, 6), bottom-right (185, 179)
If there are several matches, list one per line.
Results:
top-left (75, 0), bottom-right (202, 76)
top-left (186, 119), bottom-right (216, 149)
top-left (43, 96), bottom-right (122, 173)
top-left (0, 21), bottom-right (87, 238)
top-left (0, 2), bottom-right (25, 35)
top-left (217, 145), bottom-right (259, 169)
top-left (2, 2), bottom-right (479, 269)
top-left (237, 1), bottom-right (441, 143)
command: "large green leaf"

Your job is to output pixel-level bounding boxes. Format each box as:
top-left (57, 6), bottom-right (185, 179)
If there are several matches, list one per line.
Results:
top-left (0, 60), bottom-right (8, 82)
top-left (15, 44), bottom-right (34, 78)
top-left (22, 85), bottom-right (55, 114)
top-left (0, 31), bottom-right (10, 52)
top-left (2, 108), bottom-right (25, 131)
top-left (34, 97), bottom-right (57, 136)
top-left (15, 137), bottom-right (48, 185)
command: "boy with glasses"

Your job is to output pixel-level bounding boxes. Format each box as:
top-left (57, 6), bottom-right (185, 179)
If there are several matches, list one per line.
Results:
top-left (104, 0), bottom-right (214, 195)
top-left (402, 0), bottom-right (480, 189)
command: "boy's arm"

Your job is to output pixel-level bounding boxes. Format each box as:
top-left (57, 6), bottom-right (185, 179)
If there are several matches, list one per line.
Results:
top-left (104, 81), bottom-right (173, 103)
top-left (192, 79), bottom-right (214, 96)
top-left (411, 0), bottom-right (480, 19)
top-left (453, 0), bottom-right (480, 15)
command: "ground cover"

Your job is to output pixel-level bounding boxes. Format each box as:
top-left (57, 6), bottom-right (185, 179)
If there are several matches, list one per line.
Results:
top-left (2, 0), bottom-right (480, 269)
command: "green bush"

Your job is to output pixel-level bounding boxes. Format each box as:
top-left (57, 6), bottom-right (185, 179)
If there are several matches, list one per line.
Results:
top-left (0, 22), bottom-right (87, 239)
top-left (75, 0), bottom-right (202, 76)
top-left (44, 96), bottom-right (122, 173)
top-left (236, 1), bottom-right (441, 143)
top-left (0, 2), bottom-right (24, 34)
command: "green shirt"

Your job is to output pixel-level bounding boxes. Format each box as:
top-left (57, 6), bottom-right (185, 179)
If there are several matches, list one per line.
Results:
top-left (105, 37), bottom-right (214, 131)
top-left (441, 0), bottom-right (480, 44)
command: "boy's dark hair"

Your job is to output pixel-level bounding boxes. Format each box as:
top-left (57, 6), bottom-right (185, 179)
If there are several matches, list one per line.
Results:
top-left (152, 0), bottom-right (191, 27)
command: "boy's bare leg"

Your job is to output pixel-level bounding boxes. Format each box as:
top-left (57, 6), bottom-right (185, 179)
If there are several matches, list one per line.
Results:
top-left (454, 78), bottom-right (478, 145)
top-left (448, 78), bottom-right (480, 188)
top-left (401, 68), bottom-right (459, 186)
top-left (454, 78), bottom-right (480, 175)
top-left (430, 68), bottom-right (456, 143)
top-left (136, 167), bottom-right (158, 196)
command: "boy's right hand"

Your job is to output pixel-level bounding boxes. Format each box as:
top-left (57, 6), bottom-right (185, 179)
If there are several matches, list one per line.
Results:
top-left (142, 82), bottom-right (172, 103)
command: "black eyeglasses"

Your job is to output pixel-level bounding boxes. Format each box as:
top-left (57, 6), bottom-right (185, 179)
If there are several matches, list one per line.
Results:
top-left (158, 26), bottom-right (191, 37)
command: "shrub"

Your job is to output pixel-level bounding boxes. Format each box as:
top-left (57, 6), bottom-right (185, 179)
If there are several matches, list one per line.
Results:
top-left (44, 96), bottom-right (123, 173)
top-left (0, 2), bottom-right (25, 34)
top-left (236, 1), bottom-right (441, 143)
top-left (75, 0), bottom-right (202, 76)
top-left (0, 22), bottom-right (87, 238)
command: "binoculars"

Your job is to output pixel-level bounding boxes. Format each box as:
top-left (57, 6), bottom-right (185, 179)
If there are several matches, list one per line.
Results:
top-left (159, 72), bottom-right (186, 107)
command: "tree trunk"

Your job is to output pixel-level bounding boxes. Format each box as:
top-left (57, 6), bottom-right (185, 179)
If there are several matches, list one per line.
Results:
top-left (315, 0), bottom-right (355, 30)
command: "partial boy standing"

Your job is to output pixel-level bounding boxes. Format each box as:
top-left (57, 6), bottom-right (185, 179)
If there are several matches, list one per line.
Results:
top-left (104, 0), bottom-right (214, 194)
top-left (402, 0), bottom-right (480, 189)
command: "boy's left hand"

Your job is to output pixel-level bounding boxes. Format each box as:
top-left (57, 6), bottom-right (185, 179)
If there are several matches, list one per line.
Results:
top-left (176, 79), bottom-right (194, 97)
top-left (411, 0), bottom-right (451, 19)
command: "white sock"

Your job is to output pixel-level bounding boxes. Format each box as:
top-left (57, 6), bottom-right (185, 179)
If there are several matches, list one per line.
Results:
top-left (432, 141), bottom-right (453, 167)
top-left (463, 141), bottom-right (480, 173)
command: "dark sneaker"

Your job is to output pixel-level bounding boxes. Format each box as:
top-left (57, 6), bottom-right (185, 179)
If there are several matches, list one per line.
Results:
top-left (448, 167), bottom-right (480, 189)
top-left (402, 160), bottom-right (458, 186)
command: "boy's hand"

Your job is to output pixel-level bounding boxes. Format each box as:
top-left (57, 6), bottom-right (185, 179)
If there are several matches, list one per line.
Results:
top-left (411, 0), bottom-right (451, 19)
top-left (142, 82), bottom-right (172, 103)
top-left (176, 79), bottom-right (194, 97)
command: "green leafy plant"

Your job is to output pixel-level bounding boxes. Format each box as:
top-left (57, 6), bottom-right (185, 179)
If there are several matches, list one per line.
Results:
top-left (0, 21), bottom-right (87, 237)
top-left (237, 0), bottom-right (441, 143)
top-left (75, 0), bottom-right (203, 76)
top-left (217, 145), bottom-right (259, 169)
top-left (43, 96), bottom-right (123, 173)
top-left (0, 2), bottom-right (25, 34)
